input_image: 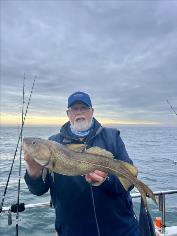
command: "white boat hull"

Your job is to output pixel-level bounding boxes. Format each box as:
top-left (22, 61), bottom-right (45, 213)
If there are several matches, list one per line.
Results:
top-left (156, 226), bottom-right (177, 236)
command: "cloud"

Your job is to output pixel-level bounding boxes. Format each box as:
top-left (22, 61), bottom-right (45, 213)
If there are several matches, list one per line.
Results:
top-left (1, 0), bottom-right (177, 126)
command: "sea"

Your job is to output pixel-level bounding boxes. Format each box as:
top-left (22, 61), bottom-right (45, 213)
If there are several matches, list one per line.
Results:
top-left (0, 125), bottom-right (177, 236)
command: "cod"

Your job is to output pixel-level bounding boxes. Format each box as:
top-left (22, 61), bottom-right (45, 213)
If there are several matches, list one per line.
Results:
top-left (23, 137), bottom-right (157, 208)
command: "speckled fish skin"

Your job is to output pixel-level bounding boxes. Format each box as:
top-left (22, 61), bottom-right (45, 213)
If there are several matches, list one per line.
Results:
top-left (23, 137), bottom-right (157, 208)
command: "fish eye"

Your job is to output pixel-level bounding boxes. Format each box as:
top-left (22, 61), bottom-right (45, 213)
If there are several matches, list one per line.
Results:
top-left (32, 141), bottom-right (36, 145)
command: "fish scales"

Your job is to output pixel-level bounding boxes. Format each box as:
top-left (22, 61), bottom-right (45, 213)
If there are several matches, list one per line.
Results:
top-left (51, 146), bottom-right (154, 207)
top-left (23, 137), bottom-right (157, 208)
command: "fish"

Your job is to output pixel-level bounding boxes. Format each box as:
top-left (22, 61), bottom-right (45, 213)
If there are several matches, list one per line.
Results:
top-left (23, 137), bottom-right (157, 208)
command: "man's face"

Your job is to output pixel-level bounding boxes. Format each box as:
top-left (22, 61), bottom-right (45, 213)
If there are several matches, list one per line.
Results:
top-left (67, 102), bottom-right (94, 131)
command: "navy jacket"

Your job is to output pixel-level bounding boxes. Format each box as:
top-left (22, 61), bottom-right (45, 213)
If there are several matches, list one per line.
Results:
top-left (25, 118), bottom-right (139, 236)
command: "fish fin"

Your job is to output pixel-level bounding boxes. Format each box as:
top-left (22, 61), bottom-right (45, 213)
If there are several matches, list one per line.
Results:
top-left (118, 160), bottom-right (138, 177)
top-left (118, 162), bottom-right (156, 207)
top-left (86, 146), bottom-right (114, 159)
top-left (115, 164), bottom-right (138, 191)
top-left (119, 177), bottom-right (132, 191)
top-left (66, 144), bottom-right (86, 152)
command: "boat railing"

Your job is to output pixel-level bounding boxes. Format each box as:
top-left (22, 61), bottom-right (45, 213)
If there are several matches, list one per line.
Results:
top-left (131, 189), bottom-right (177, 233)
top-left (1, 189), bottom-right (177, 234)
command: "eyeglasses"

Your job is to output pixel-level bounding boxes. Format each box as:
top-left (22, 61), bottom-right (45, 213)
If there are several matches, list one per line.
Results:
top-left (68, 106), bottom-right (91, 114)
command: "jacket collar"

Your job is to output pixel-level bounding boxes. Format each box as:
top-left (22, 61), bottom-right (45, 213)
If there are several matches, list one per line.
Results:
top-left (60, 117), bottom-right (103, 143)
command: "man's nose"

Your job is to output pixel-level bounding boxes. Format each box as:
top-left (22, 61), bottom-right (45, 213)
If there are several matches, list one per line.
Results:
top-left (75, 108), bottom-right (83, 114)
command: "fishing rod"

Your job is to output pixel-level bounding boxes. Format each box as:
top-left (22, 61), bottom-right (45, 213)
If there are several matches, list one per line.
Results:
top-left (2, 189), bottom-right (177, 235)
top-left (15, 74), bottom-right (25, 236)
top-left (0, 77), bottom-right (36, 214)
top-left (166, 99), bottom-right (177, 115)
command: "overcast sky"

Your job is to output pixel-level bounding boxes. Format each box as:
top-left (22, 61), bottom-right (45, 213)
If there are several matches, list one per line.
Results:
top-left (1, 0), bottom-right (177, 126)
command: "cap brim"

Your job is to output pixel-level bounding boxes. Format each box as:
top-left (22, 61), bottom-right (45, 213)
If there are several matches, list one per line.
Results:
top-left (68, 100), bottom-right (90, 108)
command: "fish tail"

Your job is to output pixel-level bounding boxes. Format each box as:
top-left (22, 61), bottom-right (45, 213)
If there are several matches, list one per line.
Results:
top-left (108, 161), bottom-right (155, 208)
top-left (107, 162), bottom-right (147, 206)
top-left (101, 159), bottom-right (156, 208)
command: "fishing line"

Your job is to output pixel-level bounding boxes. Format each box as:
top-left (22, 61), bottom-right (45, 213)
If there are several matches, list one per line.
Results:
top-left (90, 186), bottom-right (101, 236)
top-left (166, 99), bottom-right (177, 115)
top-left (0, 77), bottom-right (36, 213)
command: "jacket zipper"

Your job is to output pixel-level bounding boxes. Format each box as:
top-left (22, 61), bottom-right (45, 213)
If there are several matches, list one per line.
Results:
top-left (62, 125), bottom-right (104, 235)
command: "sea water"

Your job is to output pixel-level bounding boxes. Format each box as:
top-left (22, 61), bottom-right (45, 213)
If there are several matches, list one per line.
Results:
top-left (0, 125), bottom-right (177, 236)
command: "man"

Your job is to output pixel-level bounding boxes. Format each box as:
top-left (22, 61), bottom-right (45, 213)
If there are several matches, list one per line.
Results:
top-left (24, 91), bottom-right (139, 236)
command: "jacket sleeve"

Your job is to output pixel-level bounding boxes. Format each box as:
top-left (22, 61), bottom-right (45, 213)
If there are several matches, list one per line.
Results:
top-left (100, 129), bottom-right (134, 194)
top-left (24, 170), bottom-right (50, 196)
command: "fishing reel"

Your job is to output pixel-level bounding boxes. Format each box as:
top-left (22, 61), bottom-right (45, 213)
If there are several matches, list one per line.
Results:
top-left (7, 203), bottom-right (25, 225)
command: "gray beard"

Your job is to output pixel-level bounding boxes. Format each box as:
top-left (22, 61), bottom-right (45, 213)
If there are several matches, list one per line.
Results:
top-left (70, 118), bottom-right (93, 131)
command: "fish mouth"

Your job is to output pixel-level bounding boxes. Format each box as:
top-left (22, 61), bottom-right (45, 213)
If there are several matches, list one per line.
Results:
top-left (35, 159), bottom-right (50, 167)
top-left (22, 139), bottom-right (49, 166)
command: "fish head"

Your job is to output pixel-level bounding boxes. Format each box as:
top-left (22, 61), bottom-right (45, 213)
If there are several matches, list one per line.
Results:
top-left (23, 137), bottom-right (52, 166)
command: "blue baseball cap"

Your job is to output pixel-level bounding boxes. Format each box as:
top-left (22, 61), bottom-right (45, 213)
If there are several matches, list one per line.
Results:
top-left (68, 91), bottom-right (92, 108)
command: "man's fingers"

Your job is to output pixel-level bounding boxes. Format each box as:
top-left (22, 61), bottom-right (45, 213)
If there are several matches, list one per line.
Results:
top-left (87, 172), bottom-right (106, 182)
top-left (85, 171), bottom-right (108, 184)
top-left (85, 174), bottom-right (92, 183)
top-left (93, 170), bottom-right (107, 178)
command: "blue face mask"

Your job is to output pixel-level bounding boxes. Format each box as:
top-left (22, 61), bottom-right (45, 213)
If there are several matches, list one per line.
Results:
top-left (70, 127), bottom-right (90, 137)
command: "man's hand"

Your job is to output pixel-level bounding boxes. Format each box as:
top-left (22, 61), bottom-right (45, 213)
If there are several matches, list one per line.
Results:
top-left (24, 153), bottom-right (43, 178)
top-left (85, 170), bottom-right (108, 186)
